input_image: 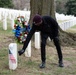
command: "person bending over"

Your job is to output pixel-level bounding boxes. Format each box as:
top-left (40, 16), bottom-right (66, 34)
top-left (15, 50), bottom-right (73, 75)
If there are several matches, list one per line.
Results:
top-left (18, 14), bottom-right (64, 68)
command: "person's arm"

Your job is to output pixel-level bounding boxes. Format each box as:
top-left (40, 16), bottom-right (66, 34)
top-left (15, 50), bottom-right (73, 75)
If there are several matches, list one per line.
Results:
top-left (22, 24), bottom-right (36, 50)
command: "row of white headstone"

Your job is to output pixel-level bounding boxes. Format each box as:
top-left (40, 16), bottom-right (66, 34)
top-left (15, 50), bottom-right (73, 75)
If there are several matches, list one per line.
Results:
top-left (1, 15), bottom-right (76, 31)
top-left (59, 18), bottom-right (76, 30)
top-left (0, 8), bottom-right (76, 31)
top-left (0, 8), bottom-right (30, 30)
top-left (56, 13), bottom-right (76, 30)
top-left (0, 8), bottom-right (76, 30)
top-left (0, 8), bottom-right (30, 20)
top-left (56, 13), bottom-right (76, 21)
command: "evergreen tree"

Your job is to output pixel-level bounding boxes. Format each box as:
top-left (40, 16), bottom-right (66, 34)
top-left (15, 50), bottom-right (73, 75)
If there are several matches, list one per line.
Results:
top-left (0, 0), bottom-right (14, 8)
top-left (56, 0), bottom-right (68, 14)
top-left (65, 0), bottom-right (76, 16)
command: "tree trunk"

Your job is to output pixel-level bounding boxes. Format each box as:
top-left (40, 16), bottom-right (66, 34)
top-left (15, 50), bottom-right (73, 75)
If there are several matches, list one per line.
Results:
top-left (29, 0), bottom-right (76, 46)
top-left (29, 0), bottom-right (55, 24)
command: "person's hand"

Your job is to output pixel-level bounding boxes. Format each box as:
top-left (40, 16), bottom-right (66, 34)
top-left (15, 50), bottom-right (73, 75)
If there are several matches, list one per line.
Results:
top-left (18, 49), bottom-right (25, 56)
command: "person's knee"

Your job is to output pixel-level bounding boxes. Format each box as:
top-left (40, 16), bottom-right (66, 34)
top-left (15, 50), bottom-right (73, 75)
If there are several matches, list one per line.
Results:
top-left (53, 36), bottom-right (60, 46)
top-left (53, 36), bottom-right (59, 42)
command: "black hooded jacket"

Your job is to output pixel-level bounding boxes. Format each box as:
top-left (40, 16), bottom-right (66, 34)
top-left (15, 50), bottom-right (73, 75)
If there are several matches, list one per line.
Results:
top-left (23, 16), bottom-right (59, 50)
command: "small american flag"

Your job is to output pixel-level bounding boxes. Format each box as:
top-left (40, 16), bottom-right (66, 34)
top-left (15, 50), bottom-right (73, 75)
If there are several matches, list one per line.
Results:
top-left (9, 50), bottom-right (16, 63)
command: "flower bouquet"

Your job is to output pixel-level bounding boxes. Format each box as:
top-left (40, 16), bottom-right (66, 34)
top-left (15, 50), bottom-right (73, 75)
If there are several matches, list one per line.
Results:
top-left (13, 16), bottom-right (31, 44)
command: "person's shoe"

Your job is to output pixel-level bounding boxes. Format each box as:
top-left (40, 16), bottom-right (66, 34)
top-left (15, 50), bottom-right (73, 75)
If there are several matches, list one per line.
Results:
top-left (59, 61), bottom-right (64, 67)
top-left (18, 49), bottom-right (25, 56)
top-left (39, 62), bottom-right (45, 68)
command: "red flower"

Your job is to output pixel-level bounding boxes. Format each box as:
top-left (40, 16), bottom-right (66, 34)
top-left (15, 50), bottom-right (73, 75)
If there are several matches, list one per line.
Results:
top-left (14, 24), bottom-right (16, 28)
top-left (24, 21), bottom-right (26, 25)
top-left (17, 20), bottom-right (20, 22)
top-left (24, 32), bottom-right (28, 34)
top-left (21, 16), bottom-right (24, 18)
top-left (20, 33), bottom-right (22, 36)
top-left (18, 37), bottom-right (21, 41)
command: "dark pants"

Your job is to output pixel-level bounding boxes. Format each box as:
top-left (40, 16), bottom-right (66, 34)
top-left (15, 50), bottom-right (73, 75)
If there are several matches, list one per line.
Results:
top-left (41, 33), bottom-right (63, 63)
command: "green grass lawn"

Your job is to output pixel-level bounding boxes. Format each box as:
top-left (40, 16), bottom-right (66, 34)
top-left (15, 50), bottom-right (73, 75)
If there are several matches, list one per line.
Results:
top-left (0, 20), bottom-right (76, 75)
top-left (66, 25), bottom-right (76, 33)
top-left (71, 25), bottom-right (76, 28)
